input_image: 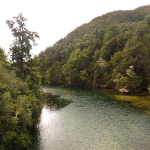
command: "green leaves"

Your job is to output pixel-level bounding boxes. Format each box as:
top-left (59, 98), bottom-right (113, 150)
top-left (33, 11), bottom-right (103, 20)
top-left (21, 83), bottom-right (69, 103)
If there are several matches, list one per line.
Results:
top-left (37, 5), bottom-right (150, 92)
top-left (2, 131), bottom-right (16, 148)
top-left (112, 66), bottom-right (141, 92)
top-left (0, 46), bottom-right (42, 149)
top-left (144, 15), bottom-right (150, 26)
top-left (6, 13), bottom-right (39, 79)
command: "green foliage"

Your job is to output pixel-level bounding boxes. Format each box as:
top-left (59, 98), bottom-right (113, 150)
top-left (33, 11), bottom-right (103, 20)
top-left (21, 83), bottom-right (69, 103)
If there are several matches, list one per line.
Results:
top-left (46, 61), bottom-right (63, 84)
top-left (0, 60), bottom-right (42, 149)
top-left (6, 13), bottom-right (39, 79)
top-left (112, 66), bottom-right (141, 92)
top-left (93, 57), bottom-right (107, 86)
top-left (0, 15), bottom-right (42, 149)
top-left (0, 48), bottom-right (6, 63)
top-left (144, 15), bottom-right (150, 26)
top-left (38, 5), bottom-right (150, 92)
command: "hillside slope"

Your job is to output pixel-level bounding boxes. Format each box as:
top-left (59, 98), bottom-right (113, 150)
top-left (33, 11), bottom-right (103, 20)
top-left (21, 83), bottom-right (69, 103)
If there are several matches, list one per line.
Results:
top-left (38, 5), bottom-right (150, 92)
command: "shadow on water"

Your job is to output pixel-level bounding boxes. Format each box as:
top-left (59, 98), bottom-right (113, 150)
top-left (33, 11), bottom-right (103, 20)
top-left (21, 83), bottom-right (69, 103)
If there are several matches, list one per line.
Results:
top-left (42, 92), bottom-right (72, 110)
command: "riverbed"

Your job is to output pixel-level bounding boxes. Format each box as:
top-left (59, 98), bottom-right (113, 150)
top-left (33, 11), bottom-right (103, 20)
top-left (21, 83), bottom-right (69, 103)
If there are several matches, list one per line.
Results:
top-left (34, 85), bottom-right (150, 150)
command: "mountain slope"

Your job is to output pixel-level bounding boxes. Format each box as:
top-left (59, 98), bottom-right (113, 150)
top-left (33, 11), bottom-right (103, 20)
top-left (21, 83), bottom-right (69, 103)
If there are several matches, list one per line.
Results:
top-left (38, 4), bottom-right (150, 92)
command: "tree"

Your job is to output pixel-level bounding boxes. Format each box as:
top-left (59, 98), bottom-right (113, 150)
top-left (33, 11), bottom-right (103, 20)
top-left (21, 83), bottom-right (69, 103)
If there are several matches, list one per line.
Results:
top-left (6, 13), bottom-right (39, 79)
top-left (144, 15), bottom-right (150, 26)
top-left (112, 66), bottom-right (141, 92)
top-left (0, 46), bottom-right (42, 149)
top-left (93, 57), bottom-right (107, 87)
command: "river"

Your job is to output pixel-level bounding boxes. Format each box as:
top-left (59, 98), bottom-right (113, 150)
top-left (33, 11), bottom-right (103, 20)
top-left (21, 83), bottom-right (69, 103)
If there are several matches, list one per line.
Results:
top-left (33, 85), bottom-right (150, 150)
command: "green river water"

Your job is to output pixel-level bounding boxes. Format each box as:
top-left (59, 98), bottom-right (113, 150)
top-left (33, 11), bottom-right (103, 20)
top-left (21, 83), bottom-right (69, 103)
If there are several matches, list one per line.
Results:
top-left (34, 85), bottom-right (150, 150)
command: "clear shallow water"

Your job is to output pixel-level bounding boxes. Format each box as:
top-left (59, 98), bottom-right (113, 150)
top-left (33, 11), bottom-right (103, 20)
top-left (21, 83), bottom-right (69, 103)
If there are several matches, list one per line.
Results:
top-left (35, 85), bottom-right (150, 150)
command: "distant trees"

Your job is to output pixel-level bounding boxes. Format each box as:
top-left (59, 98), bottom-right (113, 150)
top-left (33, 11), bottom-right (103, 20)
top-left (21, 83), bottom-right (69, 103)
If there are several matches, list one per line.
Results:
top-left (145, 15), bottom-right (150, 25)
top-left (38, 5), bottom-right (150, 92)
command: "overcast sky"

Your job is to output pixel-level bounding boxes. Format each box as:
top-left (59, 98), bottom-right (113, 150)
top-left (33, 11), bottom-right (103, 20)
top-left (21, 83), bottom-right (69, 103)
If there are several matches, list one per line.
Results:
top-left (0, 0), bottom-right (150, 56)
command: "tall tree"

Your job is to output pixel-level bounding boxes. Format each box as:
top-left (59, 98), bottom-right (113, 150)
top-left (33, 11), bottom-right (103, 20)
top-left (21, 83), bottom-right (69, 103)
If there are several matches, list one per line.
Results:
top-left (6, 13), bottom-right (39, 79)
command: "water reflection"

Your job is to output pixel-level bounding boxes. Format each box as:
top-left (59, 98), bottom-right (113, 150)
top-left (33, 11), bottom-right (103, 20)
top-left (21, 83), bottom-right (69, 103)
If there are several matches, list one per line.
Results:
top-left (40, 106), bottom-right (58, 125)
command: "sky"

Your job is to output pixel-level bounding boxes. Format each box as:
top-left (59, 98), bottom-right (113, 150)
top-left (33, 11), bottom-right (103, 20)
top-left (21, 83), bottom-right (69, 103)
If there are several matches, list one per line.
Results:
top-left (0, 0), bottom-right (150, 56)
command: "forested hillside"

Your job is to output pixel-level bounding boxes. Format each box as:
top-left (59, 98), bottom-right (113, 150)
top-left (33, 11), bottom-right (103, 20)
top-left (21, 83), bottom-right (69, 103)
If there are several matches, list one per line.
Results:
top-left (38, 5), bottom-right (150, 92)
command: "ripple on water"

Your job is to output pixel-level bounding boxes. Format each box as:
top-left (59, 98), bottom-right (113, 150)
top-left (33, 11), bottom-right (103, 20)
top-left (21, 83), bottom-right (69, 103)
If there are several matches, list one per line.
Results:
top-left (34, 85), bottom-right (150, 150)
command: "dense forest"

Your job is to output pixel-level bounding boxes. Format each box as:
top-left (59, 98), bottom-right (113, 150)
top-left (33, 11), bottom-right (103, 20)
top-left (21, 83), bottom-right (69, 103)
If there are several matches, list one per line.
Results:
top-left (38, 5), bottom-right (150, 93)
top-left (1, 4), bottom-right (150, 150)
top-left (0, 14), bottom-right (42, 149)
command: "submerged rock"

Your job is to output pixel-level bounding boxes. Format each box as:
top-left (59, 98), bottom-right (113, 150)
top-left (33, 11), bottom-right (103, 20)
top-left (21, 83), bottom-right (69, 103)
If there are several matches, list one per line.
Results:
top-left (119, 88), bottom-right (129, 93)
top-left (148, 86), bottom-right (150, 94)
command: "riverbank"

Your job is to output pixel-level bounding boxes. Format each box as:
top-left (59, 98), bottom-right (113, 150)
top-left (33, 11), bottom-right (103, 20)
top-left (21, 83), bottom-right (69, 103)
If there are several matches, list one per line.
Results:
top-left (43, 84), bottom-right (150, 115)
top-left (93, 88), bottom-right (150, 115)
top-left (111, 94), bottom-right (150, 115)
